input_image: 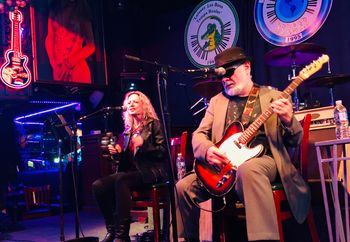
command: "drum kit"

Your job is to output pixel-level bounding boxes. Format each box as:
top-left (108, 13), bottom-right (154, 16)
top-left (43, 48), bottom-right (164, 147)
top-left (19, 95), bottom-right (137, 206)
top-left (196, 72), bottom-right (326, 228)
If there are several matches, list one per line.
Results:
top-left (190, 42), bottom-right (350, 115)
top-left (190, 75), bottom-right (222, 116)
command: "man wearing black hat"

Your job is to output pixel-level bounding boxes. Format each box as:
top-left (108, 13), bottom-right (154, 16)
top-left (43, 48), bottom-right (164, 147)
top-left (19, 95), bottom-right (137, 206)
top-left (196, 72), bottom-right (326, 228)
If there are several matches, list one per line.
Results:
top-left (175, 47), bottom-right (310, 241)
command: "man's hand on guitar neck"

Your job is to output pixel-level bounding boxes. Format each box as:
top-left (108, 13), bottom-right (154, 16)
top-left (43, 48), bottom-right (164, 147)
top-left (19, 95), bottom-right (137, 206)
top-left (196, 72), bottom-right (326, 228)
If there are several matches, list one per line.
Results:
top-left (271, 98), bottom-right (293, 127)
top-left (206, 146), bottom-right (230, 169)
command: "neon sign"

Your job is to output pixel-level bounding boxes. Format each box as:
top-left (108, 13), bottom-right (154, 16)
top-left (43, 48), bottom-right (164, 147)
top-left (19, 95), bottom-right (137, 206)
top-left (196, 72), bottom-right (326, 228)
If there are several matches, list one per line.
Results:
top-left (0, 9), bottom-right (32, 89)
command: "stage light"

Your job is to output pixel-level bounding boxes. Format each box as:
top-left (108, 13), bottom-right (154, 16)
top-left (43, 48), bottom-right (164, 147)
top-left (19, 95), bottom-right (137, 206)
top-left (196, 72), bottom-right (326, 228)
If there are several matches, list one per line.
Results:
top-left (120, 72), bottom-right (147, 92)
top-left (14, 102), bottom-right (80, 124)
top-left (116, 0), bottom-right (126, 10)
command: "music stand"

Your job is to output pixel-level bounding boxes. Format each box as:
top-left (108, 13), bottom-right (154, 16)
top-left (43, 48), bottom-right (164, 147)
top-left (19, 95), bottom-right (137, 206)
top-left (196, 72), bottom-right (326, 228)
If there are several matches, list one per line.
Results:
top-left (50, 114), bottom-right (72, 153)
top-left (50, 113), bottom-right (98, 242)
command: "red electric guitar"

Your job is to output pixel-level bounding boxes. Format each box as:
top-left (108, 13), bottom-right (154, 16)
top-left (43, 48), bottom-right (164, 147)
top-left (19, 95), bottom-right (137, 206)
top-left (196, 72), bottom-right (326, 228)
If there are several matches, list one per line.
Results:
top-left (0, 8), bottom-right (31, 89)
top-left (194, 54), bottom-right (329, 197)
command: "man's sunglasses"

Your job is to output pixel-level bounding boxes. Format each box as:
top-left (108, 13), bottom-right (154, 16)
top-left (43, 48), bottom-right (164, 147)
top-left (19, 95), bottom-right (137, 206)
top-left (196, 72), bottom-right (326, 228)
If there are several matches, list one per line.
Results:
top-left (218, 62), bottom-right (244, 80)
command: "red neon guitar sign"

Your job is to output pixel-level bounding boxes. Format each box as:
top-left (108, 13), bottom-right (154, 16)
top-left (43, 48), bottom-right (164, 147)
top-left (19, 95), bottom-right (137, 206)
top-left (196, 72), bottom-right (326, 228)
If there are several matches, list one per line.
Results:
top-left (0, 8), bottom-right (31, 89)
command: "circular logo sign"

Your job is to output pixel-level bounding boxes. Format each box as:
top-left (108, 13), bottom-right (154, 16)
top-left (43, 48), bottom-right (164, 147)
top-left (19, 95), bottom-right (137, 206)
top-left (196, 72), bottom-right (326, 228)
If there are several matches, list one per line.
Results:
top-left (254, 0), bottom-right (333, 46)
top-left (184, 0), bottom-right (239, 68)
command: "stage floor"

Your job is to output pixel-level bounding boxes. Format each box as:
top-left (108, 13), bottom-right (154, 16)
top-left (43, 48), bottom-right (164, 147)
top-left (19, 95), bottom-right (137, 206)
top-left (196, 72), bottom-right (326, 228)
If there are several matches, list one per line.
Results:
top-left (0, 208), bottom-right (150, 242)
top-left (0, 204), bottom-right (331, 242)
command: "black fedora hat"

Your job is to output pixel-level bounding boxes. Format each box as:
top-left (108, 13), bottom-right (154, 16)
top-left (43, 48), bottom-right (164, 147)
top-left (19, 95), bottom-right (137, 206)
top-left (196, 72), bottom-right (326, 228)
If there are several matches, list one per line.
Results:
top-left (214, 47), bottom-right (251, 68)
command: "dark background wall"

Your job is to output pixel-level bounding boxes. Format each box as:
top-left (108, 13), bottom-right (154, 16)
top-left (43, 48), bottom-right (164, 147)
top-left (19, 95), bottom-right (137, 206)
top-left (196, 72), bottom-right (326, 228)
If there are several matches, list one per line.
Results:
top-left (102, 0), bottom-right (350, 131)
top-left (1, 0), bottom-right (349, 132)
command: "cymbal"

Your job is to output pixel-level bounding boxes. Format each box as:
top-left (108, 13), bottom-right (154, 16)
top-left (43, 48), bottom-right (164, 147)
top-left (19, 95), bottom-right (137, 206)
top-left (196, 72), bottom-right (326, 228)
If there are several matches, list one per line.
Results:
top-left (305, 74), bottom-right (350, 88)
top-left (192, 76), bottom-right (222, 99)
top-left (264, 43), bottom-right (326, 67)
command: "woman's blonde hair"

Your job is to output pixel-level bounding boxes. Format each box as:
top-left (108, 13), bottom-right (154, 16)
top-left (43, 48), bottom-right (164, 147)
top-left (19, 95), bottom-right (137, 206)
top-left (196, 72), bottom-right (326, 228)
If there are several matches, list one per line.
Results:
top-left (122, 91), bottom-right (159, 131)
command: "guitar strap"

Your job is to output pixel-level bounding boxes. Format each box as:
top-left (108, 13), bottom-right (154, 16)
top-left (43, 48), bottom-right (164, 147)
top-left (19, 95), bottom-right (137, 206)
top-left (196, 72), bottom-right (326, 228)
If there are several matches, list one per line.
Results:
top-left (241, 84), bottom-right (260, 127)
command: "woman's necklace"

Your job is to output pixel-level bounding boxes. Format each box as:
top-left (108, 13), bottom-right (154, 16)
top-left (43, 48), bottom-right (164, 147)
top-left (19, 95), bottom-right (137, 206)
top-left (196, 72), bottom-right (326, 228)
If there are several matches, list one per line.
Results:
top-left (132, 122), bottom-right (143, 135)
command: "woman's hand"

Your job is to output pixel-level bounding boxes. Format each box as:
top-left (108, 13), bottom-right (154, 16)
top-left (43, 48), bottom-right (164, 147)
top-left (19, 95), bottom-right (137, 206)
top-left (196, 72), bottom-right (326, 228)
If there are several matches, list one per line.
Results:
top-left (108, 144), bottom-right (122, 154)
top-left (60, 58), bottom-right (74, 80)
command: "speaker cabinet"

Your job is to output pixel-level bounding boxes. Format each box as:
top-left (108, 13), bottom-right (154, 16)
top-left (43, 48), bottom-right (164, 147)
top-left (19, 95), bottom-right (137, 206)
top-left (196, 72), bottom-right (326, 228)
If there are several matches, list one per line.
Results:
top-left (80, 134), bottom-right (115, 207)
top-left (307, 127), bottom-right (336, 180)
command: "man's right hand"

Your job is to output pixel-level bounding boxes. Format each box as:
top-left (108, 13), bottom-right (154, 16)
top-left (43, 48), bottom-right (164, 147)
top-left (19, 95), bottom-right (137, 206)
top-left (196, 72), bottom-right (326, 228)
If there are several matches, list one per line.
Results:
top-left (206, 146), bottom-right (230, 168)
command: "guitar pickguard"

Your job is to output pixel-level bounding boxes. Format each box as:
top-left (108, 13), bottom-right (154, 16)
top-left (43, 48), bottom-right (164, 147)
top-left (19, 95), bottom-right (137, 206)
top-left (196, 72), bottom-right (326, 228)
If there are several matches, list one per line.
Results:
top-left (218, 132), bottom-right (264, 168)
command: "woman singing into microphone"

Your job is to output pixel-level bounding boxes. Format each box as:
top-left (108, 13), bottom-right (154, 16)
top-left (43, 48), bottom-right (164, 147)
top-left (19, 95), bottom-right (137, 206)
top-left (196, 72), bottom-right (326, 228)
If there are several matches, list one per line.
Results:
top-left (92, 91), bottom-right (168, 242)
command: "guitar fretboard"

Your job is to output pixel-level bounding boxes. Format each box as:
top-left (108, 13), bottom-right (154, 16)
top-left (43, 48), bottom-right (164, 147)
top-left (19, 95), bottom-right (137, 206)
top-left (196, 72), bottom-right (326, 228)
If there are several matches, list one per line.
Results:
top-left (10, 10), bottom-right (22, 58)
top-left (238, 55), bottom-right (329, 144)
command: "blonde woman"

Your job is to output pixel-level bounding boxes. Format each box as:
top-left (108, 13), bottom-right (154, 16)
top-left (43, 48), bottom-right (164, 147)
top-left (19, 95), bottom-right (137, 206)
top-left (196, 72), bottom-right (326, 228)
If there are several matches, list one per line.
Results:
top-left (93, 91), bottom-right (168, 242)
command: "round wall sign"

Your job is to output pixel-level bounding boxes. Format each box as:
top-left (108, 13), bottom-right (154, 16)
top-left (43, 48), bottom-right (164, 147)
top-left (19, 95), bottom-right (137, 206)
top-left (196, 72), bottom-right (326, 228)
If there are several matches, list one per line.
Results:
top-left (184, 0), bottom-right (239, 68)
top-left (254, 0), bottom-right (333, 46)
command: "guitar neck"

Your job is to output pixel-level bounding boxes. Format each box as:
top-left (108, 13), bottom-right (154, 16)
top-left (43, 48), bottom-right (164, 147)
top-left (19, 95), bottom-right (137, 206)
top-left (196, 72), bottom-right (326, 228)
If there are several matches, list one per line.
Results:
top-left (238, 76), bottom-right (304, 144)
top-left (10, 10), bottom-right (22, 58)
top-left (238, 54), bottom-right (330, 144)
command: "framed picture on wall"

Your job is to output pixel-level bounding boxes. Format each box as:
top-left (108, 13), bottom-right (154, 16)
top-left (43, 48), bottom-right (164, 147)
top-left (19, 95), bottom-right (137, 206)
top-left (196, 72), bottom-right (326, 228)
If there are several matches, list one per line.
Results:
top-left (30, 0), bottom-right (107, 86)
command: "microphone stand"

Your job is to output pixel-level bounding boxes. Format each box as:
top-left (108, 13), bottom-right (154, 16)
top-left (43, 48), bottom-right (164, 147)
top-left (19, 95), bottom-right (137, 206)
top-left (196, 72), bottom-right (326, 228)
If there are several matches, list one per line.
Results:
top-left (125, 55), bottom-right (184, 242)
top-left (69, 122), bottom-right (82, 241)
top-left (48, 117), bottom-right (69, 241)
top-left (58, 139), bottom-right (65, 242)
top-left (57, 109), bottom-right (116, 242)
top-left (53, 107), bottom-right (121, 242)
top-left (50, 118), bottom-right (74, 242)
top-left (77, 107), bottom-right (114, 123)
top-left (57, 119), bottom-right (98, 242)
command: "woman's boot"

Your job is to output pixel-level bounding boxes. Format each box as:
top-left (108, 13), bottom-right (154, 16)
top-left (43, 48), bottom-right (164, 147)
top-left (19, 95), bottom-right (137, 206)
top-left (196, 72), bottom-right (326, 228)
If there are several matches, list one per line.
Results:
top-left (115, 219), bottom-right (131, 242)
top-left (100, 224), bottom-right (115, 242)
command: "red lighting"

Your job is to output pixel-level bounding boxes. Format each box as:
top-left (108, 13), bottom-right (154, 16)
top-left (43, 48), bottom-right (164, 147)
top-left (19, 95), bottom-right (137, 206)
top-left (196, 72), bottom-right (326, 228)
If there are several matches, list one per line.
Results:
top-left (0, 9), bottom-right (32, 89)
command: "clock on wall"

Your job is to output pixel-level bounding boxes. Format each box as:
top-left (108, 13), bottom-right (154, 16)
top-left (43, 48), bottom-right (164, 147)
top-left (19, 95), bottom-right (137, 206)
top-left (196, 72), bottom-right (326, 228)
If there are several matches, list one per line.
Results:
top-left (184, 0), bottom-right (239, 68)
top-left (254, 0), bottom-right (333, 46)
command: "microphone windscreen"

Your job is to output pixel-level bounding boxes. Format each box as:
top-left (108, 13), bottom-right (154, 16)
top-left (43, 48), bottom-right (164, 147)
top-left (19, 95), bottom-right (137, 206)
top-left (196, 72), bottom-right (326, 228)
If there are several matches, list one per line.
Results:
top-left (216, 67), bottom-right (226, 76)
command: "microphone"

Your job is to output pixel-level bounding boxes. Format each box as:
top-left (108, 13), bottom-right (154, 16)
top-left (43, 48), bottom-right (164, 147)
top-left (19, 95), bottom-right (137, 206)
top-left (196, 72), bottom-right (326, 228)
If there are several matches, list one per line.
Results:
top-left (124, 54), bottom-right (141, 62)
top-left (185, 67), bottom-right (226, 76)
top-left (104, 106), bottom-right (127, 111)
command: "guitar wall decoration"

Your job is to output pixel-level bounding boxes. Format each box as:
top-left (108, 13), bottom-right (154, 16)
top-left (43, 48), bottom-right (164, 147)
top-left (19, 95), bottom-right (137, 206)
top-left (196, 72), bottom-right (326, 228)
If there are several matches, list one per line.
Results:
top-left (0, 8), bottom-right (31, 89)
top-left (194, 54), bottom-right (329, 197)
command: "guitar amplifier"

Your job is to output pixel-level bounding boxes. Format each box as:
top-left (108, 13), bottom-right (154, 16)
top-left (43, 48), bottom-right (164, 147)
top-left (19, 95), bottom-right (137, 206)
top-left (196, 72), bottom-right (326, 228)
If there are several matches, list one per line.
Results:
top-left (294, 106), bottom-right (335, 130)
top-left (295, 106), bottom-right (337, 181)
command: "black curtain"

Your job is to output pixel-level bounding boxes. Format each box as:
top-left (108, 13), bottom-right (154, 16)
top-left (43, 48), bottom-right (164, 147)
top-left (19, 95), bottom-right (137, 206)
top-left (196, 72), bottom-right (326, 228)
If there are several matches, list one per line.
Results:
top-left (103, 0), bottom-right (350, 127)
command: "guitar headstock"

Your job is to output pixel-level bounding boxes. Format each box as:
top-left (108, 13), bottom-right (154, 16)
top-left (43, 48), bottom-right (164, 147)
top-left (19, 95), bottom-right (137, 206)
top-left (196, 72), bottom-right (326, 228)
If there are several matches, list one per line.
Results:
top-left (299, 54), bottom-right (330, 80)
top-left (9, 9), bottom-right (22, 23)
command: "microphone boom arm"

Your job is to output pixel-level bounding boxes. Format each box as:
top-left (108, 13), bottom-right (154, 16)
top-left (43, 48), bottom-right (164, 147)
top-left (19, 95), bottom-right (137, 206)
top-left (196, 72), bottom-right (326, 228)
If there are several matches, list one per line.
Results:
top-left (78, 106), bottom-right (125, 122)
top-left (124, 54), bottom-right (188, 74)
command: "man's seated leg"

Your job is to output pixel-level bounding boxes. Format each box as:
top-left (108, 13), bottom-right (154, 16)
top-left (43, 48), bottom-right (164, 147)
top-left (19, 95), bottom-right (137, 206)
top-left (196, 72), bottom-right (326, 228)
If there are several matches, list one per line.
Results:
top-left (235, 156), bottom-right (279, 241)
top-left (175, 172), bottom-right (211, 241)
